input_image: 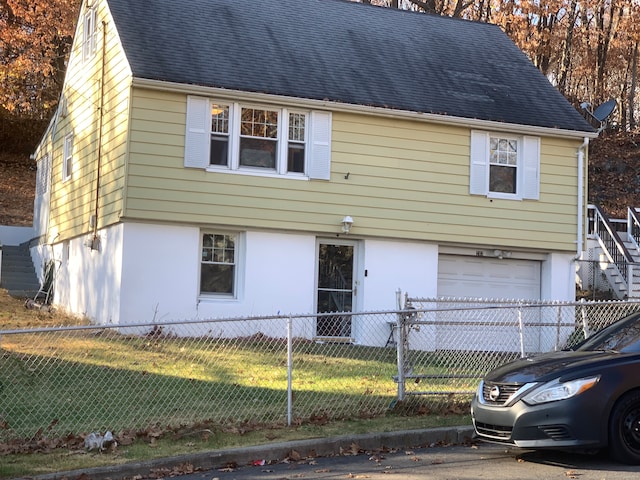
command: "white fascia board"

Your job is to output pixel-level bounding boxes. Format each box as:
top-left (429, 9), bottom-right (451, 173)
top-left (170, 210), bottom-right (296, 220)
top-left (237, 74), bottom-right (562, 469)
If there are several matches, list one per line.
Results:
top-left (132, 77), bottom-right (598, 140)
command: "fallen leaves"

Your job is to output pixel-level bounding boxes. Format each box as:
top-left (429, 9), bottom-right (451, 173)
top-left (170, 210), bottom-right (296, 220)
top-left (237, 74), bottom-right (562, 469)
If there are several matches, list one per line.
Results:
top-left (148, 462), bottom-right (198, 478)
top-left (0, 153), bottom-right (35, 226)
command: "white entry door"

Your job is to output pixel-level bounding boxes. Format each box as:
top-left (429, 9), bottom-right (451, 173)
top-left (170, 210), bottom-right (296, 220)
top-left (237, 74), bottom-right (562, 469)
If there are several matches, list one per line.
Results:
top-left (316, 240), bottom-right (357, 337)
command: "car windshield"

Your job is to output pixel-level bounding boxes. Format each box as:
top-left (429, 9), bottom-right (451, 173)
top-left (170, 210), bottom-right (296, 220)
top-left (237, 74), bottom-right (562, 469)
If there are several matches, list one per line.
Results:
top-left (577, 312), bottom-right (640, 353)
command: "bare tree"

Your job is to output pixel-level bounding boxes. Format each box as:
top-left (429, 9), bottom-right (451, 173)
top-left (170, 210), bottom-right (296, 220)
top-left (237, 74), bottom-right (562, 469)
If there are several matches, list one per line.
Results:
top-left (593, 0), bottom-right (623, 100)
top-left (628, 41), bottom-right (638, 130)
top-left (558, 0), bottom-right (579, 95)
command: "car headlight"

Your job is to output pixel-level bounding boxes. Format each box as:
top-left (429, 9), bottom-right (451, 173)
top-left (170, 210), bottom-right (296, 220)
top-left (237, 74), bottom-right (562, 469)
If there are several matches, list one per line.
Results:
top-left (475, 380), bottom-right (483, 399)
top-left (522, 375), bottom-right (600, 405)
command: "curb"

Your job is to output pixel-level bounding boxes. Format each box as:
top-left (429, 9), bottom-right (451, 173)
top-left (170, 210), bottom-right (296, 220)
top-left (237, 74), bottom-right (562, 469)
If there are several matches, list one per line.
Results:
top-left (29, 426), bottom-right (474, 480)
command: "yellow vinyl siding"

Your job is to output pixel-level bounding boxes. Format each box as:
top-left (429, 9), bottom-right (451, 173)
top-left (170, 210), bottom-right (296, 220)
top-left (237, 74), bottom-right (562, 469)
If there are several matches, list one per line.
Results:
top-left (124, 87), bottom-right (582, 252)
top-left (45, 0), bottom-right (130, 242)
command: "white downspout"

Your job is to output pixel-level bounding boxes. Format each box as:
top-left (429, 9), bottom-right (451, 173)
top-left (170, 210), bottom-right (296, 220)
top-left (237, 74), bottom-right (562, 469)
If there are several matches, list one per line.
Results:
top-left (576, 137), bottom-right (589, 257)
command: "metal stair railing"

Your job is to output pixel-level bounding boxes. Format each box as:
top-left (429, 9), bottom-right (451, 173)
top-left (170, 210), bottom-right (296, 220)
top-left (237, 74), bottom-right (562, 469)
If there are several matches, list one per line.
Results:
top-left (628, 207), bottom-right (640, 253)
top-left (592, 204), bottom-right (636, 294)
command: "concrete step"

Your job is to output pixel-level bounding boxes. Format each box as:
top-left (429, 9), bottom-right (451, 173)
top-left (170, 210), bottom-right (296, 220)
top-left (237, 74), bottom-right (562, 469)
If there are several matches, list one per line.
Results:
top-left (0, 244), bottom-right (41, 298)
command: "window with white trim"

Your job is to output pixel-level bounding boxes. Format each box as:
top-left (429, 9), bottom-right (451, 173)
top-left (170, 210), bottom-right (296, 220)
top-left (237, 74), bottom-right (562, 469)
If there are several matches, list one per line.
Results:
top-left (288, 112), bottom-right (306, 173)
top-left (210, 104), bottom-right (230, 166)
top-left (185, 96), bottom-right (331, 180)
top-left (200, 232), bottom-right (238, 296)
top-left (82, 7), bottom-right (98, 62)
top-left (63, 134), bottom-right (74, 181)
top-left (36, 154), bottom-right (51, 196)
top-left (469, 130), bottom-right (540, 200)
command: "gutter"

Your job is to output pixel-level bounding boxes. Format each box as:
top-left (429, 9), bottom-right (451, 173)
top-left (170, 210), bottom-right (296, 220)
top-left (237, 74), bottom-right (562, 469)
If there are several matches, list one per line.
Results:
top-left (91, 20), bottom-right (108, 247)
top-left (131, 77), bottom-right (598, 140)
top-left (576, 137), bottom-right (590, 258)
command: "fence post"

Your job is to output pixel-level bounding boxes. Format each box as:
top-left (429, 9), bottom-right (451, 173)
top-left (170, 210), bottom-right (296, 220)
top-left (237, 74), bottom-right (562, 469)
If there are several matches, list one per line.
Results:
top-left (287, 315), bottom-right (293, 426)
top-left (396, 312), bottom-right (405, 402)
top-left (555, 304), bottom-right (562, 351)
top-left (580, 298), bottom-right (589, 338)
top-left (518, 304), bottom-right (525, 357)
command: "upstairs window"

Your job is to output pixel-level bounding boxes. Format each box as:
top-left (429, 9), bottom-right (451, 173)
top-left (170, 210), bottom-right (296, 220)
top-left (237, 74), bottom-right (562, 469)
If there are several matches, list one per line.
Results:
top-left (36, 154), bottom-right (51, 196)
top-left (82, 7), bottom-right (98, 62)
top-left (239, 107), bottom-right (279, 169)
top-left (288, 113), bottom-right (306, 173)
top-left (469, 130), bottom-right (540, 200)
top-left (210, 104), bottom-right (230, 166)
top-left (489, 137), bottom-right (518, 194)
top-left (185, 96), bottom-right (331, 180)
top-left (63, 134), bottom-right (74, 181)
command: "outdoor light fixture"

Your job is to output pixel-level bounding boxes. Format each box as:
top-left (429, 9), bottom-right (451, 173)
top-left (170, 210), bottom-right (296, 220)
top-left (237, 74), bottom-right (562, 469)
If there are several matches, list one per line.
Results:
top-left (341, 216), bottom-right (354, 234)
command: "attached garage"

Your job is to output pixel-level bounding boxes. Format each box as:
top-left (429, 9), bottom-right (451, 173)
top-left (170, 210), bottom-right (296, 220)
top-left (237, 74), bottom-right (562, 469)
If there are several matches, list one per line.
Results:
top-left (435, 255), bottom-right (543, 352)
top-left (437, 255), bottom-right (541, 300)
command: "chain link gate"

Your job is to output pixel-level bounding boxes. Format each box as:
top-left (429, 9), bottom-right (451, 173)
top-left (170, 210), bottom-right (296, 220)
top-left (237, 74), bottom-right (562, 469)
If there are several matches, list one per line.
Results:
top-left (392, 295), bottom-right (640, 408)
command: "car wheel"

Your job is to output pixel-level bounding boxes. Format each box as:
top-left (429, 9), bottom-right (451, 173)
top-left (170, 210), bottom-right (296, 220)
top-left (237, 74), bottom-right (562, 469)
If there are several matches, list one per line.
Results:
top-left (609, 390), bottom-right (640, 464)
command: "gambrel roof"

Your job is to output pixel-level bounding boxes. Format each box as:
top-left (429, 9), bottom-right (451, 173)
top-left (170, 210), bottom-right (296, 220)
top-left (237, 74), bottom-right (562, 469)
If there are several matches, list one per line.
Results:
top-left (106, 0), bottom-right (594, 133)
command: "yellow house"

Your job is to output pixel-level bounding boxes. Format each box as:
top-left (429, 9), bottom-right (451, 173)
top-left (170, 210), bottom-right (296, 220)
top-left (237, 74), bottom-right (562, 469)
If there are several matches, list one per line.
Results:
top-left (31, 0), bottom-right (596, 332)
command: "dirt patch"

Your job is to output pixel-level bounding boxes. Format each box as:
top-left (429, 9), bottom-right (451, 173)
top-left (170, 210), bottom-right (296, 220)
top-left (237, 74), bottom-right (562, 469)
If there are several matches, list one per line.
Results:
top-left (0, 288), bottom-right (83, 329)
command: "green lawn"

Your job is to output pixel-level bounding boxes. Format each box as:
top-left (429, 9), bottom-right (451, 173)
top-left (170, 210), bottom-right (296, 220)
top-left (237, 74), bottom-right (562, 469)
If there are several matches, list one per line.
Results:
top-left (0, 290), bottom-right (478, 478)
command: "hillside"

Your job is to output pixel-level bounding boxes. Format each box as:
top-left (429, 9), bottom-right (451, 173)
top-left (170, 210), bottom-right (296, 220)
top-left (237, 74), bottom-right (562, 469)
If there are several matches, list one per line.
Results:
top-left (0, 131), bottom-right (639, 227)
top-left (588, 130), bottom-right (640, 219)
top-left (0, 152), bottom-right (35, 226)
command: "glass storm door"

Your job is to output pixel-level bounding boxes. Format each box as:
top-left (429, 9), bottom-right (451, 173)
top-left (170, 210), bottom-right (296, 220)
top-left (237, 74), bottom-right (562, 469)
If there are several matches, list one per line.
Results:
top-left (316, 242), bottom-right (355, 337)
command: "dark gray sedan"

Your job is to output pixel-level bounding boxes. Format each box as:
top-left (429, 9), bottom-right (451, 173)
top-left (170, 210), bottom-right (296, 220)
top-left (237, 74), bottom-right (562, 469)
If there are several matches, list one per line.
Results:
top-left (471, 311), bottom-right (640, 464)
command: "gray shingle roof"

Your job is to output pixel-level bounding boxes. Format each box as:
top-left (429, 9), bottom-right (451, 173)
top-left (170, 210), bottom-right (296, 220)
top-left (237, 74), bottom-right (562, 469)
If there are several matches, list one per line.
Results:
top-left (106, 0), bottom-right (594, 133)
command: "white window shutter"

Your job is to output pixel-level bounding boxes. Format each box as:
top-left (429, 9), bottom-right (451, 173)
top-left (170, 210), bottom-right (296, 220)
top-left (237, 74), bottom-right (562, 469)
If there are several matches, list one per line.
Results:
top-left (522, 136), bottom-right (540, 200)
top-left (469, 130), bottom-right (488, 195)
top-left (308, 111), bottom-right (332, 180)
top-left (184, 96), bottom-right (209, 169)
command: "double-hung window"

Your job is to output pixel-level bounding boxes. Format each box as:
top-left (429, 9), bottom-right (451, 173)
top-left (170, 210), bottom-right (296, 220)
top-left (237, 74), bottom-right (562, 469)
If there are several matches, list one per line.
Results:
top-left (62, 134), bottom-right (74, 181)
top-left (210, 104), bottom-right (230, 166)
top-left (489, 137), bottom-right (518, 194)
top-left (200, 232), bottom-right (237, 296)
top-left (288, 113), bottom-right (306, 173)
top-left (239, 107), bottom-right (279, 169)
top-left (469, 130), bottom-right (540, 200)
top-left (185, 96), bottom-right (331, 179)
top-left (36, 154), bottom-right (51, 197)
top-left (82, 7), bottom-right (98, 62)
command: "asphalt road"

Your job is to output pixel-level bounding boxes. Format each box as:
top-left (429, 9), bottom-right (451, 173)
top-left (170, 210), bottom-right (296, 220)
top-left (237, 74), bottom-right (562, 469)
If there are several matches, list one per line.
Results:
top-left (171, 443), bottom-right (640, 480)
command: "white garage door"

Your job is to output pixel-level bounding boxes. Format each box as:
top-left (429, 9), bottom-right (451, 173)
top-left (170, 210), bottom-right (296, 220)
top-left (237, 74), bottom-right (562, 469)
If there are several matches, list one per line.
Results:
top-left (438, 255), bottom-right (541, 300)
top-left (436, 255), bottom-right (542, 351)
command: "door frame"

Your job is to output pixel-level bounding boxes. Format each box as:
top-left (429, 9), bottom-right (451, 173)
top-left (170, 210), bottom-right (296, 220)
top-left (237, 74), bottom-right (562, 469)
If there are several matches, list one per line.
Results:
top-left (314, 238), bottom-right (363, 337)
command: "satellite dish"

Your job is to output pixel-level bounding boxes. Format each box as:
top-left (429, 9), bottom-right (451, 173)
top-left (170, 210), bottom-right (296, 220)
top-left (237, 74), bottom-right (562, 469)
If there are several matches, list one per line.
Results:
top-left (592, 99), bottom-right (616, 123)
top-left (581, 99), bottom-right (616, 133)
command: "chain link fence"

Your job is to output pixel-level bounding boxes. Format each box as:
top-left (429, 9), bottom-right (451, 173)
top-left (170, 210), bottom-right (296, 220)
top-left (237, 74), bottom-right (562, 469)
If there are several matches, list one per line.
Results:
top-left (399, 297), bottom-right (640, 401)
top-left (2, 299), bottom-right (640, 444)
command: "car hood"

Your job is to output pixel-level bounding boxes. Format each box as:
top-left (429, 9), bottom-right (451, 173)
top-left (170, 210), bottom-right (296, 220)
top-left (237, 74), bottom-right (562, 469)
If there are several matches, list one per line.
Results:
top-left (483, 350), bottom-right (615, 384)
